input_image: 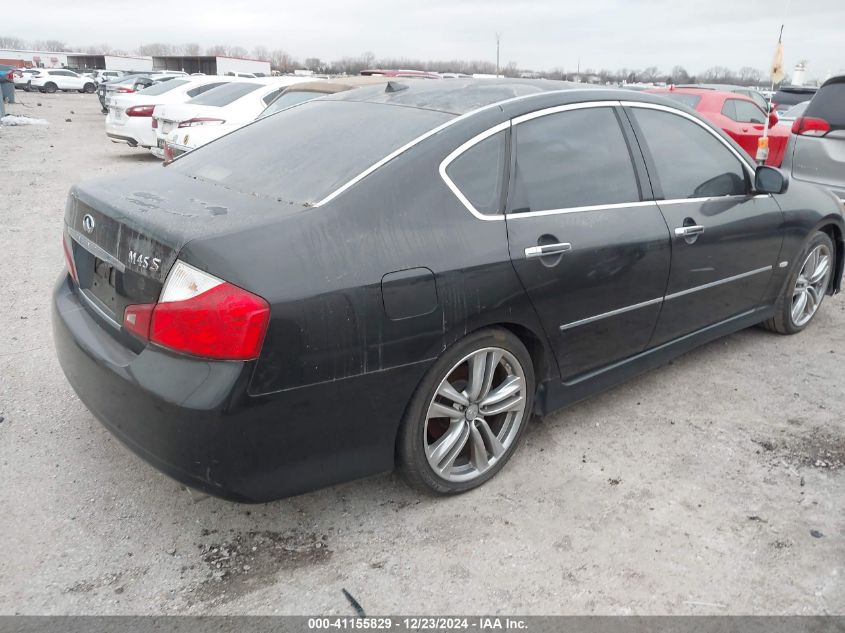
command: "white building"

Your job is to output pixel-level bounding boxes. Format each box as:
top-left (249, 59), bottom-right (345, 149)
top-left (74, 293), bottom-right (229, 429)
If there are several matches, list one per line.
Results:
top-left (0, 49), bottom-right (69, 68)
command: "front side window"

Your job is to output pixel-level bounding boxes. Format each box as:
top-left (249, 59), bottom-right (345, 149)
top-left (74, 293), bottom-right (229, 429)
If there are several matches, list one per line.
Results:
top-left (632, 107), bottom-right (747, 199)
top-left (138, 79), bottom-right (189, 96)
top-left (186, 82), bottom-right (227, 98)
top-left (445, 130), bottom-right (508, 215)
top-left (510, 107), bottom-right (640, 212)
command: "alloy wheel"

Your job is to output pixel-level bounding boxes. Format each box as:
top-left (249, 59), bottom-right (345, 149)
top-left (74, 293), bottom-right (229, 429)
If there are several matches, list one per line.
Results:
top-left (424, 347), bottom-right (528, 483)
top-left (791, 243), bottom-right (832, 327)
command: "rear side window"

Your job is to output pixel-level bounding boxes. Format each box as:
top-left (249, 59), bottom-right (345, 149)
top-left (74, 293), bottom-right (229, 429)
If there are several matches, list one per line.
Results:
top-left (186, 81), bottom-right (227, 98)
top-left (445, 131), bottom-right (508, 215)
top-left (138, 79), bottom-right (189, 96)
top-left (632, 108), bottom-right (747, 199)
top-left (659, 92), bottom-right (702, 108)
top-left (189, 82), bottom-right (259, 106)
top-left (804, 80), bottom-right (845, 128)
top-left (510, 107), bottom-right (640, 212)
top-left (170, 100), bottom-right (452, 205)
top-left (262, 88), bottom-right (284, 105)
top-left (259, 90), bottom-right (324, 118)
top-left (734, 100), bottom-right (767, 124)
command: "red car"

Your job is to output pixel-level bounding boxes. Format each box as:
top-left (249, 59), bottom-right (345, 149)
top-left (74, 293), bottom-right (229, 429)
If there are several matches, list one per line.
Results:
top-left (647, 87), bottom-right (787, 167)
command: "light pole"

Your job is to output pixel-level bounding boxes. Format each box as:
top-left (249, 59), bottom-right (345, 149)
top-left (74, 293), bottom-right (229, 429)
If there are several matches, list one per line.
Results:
top-left (496, 32), bottom-right (501, 77)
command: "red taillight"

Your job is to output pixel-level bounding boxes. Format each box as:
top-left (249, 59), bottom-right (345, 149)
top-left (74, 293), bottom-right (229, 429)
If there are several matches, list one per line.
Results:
top-left (791, 116), bottom-right (831, 137)
top-left (123, 261), bottom-right (270, 361)
top-left (62, 229), bottom-right (78, 284)
top-left (116, 86), bottom-right (135, 93)
top-left (123, 304), bottom-right (154, 339)
top-left (126, 105), bottom-right (155, 117)
top-left (178, 117), bottom-right (225, 128)
top-left (151, 117), bottom-right (158, 129)
top-left (163, 142), bottom-right (174, 162)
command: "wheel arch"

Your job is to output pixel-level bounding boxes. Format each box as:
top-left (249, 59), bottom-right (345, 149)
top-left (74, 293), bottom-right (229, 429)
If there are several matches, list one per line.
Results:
top-left (818, 220), bottom-right (844, 295)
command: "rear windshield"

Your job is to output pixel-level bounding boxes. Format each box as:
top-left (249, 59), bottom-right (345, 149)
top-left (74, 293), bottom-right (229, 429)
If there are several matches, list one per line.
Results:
top-left (170, 100), bottom-right (452, 205)
top-left (774, 89), bottom-right (816, 107)
top-left (189, 82), bottom-right (260, 106)
top-left (658, 92), bottom-right (702, 108)
top-left (258, 90), bottom-right (325, 118)
top-left (137, 79), bottom-right (189, 96)
top-left (804, 80), bottom-right (845, 127)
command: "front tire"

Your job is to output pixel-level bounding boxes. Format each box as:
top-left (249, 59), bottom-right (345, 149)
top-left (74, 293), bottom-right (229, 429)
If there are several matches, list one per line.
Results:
top-left (83, 82), bottom-right (96, 93)
top-left (763, 231), bottom-right (834, 334)
top-left (397, 328), bottom-right (535, 494)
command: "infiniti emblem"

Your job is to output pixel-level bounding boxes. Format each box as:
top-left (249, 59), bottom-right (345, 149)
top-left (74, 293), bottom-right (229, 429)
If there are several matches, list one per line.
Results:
top-left (82, 214), bottom-right (95, 234)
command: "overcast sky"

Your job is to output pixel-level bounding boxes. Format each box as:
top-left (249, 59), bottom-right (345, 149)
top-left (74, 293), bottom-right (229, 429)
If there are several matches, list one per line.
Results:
top-left (6, 0), bottom-right (844, 78)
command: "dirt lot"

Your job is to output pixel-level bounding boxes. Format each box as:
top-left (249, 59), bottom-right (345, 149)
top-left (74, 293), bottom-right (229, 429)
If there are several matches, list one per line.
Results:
top-left (0, 92), bottom-right (843, 616)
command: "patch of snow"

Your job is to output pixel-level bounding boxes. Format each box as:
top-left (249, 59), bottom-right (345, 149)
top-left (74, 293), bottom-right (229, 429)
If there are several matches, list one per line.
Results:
top-left (1, 115), bottom-right (49, 126)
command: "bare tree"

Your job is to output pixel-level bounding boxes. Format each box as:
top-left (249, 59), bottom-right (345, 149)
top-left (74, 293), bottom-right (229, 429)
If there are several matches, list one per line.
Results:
top-left (0, 35), bottom-right (27, 49)
top-left (738, 66), bottom-right (762, 86)
top-left (229, 46), bottom-right (248, 58)
top-left (251, 46), bottom-right (270, 61)
top-left (206, 44), bottom-right (230, 56)
top-left (270, 49), bottom-right (297, 72)
top-left (137, 43), bottom-right (173, 56)
top-left (304, 57), bottom-right (323, 72)
top-left (670, 65), bottom-right (690, 84)
top-left (182, 43), bottom-right (201, 56)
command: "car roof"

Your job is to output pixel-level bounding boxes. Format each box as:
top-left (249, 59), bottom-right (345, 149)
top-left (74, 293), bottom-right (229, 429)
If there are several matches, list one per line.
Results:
top-left (327, 78), bottom-right (578, 115)
top-left (775, 85), bottom-right (818, 93)
top-left (285, 76), bottom-right (394, 94)
top-left (678, 83), bottom-right (759, 92)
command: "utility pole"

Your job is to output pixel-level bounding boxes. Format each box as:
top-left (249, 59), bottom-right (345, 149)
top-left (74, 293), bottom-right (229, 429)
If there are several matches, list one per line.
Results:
top-left (495, 32), bottom-right (501, 77)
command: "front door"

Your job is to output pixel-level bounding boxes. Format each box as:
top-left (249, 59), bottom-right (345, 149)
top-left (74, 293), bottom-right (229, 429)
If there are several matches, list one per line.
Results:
top-left (505, 104), bottom-right (671, 380)
top-left (625, 105), bottom-right (784, 345)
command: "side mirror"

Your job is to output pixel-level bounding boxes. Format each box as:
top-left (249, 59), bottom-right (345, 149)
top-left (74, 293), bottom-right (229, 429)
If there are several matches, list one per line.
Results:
top-left (755, 166), bottom-right (788, 194)
top-left (768, 111), bottom-right (779, 127)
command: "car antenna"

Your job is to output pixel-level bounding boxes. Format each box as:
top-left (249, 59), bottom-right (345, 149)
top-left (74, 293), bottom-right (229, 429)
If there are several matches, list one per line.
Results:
top-left (385, 81), bottom-right (409, 93)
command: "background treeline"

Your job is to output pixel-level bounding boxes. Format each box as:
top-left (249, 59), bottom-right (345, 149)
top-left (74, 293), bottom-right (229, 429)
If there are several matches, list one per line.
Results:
top-left (0, 35), bottom-right (788, 85)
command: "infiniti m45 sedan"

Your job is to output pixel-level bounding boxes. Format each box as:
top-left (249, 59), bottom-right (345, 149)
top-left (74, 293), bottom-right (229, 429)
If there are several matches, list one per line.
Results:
top-left (53, 79), bottom-right (844, 501)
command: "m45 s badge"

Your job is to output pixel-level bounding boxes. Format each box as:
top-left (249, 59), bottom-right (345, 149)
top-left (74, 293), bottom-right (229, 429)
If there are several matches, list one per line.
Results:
top-left (127, 250), bottom-right (162, 273)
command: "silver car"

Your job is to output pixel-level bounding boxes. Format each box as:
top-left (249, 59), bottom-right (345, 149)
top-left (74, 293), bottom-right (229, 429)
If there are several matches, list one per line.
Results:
top-left (782, 75), bottom-right (845, 201)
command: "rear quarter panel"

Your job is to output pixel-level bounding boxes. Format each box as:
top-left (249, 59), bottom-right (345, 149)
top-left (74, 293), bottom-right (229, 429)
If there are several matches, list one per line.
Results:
top-left (179, 108), bottom-right (553, 398)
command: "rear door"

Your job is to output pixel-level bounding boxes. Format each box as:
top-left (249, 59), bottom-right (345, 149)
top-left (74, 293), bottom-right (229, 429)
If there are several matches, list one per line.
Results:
top-left (626, 104), bottom-right (784, 345)
top-left (790, 78), bottom-right (845, 199)
top-left (503, 103), bottom-right (671, 379)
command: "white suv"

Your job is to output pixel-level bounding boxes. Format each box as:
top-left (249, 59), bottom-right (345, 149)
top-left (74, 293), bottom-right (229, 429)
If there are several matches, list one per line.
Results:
top-left (29, 69), bottom-right (97, 94)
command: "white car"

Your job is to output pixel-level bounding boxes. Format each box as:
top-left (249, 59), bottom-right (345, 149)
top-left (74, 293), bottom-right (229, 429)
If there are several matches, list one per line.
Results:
top-left (85, 69), bottom-right (125, 83)
top-left (152, 77), bottom-right (314, 158)
top-left (29, 69), bottom-right (98, 93)
top-left (105, 76), bottom-right (236, 149)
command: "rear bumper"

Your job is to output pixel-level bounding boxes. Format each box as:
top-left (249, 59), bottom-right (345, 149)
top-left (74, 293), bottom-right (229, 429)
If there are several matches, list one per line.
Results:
top-left (52, 274), bottom-right (422, 502)
top-left (106, 118), bottom-right (154, 148)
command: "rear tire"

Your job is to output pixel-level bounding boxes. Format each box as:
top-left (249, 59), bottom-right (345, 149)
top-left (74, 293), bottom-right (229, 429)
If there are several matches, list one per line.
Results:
top-left (762, 231), bottom-right (834, 334)
top-left (83, 82), bottom-right (96, 93)
top-left (43, 82), bottom-right (57, 94)
top-left (397, 328), bottom-right (535, 495)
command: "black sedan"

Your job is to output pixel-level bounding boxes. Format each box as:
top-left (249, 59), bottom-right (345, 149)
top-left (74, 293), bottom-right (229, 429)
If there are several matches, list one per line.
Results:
top-left (53, 79), bottom-right (844, 501)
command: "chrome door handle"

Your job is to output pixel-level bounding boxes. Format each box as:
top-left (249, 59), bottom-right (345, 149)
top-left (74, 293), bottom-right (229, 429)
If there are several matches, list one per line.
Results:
top-left (524, 242), bottom-right (572, 259)
top-left (674, 225), bottom-right (705, 238)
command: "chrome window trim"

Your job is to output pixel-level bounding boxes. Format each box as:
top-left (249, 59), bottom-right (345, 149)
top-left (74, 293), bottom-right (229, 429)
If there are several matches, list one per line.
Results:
top-left (620, 100), bottom-right (757, 176)
top-left (438, 121), bottom-right (511, 222)
top-left (316, 92), bottom-right (764, 211)
top-left (558, 265), bottom-right (774, 331)
top-left (314, 89), bottom-right (578, 208)
top-left (507, 200), bottom-right (657, 220)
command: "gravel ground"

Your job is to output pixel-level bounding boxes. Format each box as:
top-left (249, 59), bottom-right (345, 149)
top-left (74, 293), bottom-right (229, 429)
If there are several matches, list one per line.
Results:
top-left (1, 92), bottom-right (843, 616)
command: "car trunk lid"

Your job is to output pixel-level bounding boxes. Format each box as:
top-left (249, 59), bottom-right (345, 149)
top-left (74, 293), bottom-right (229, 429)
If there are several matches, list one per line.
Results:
top-left (65, 166), bottom-right (308, 333)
